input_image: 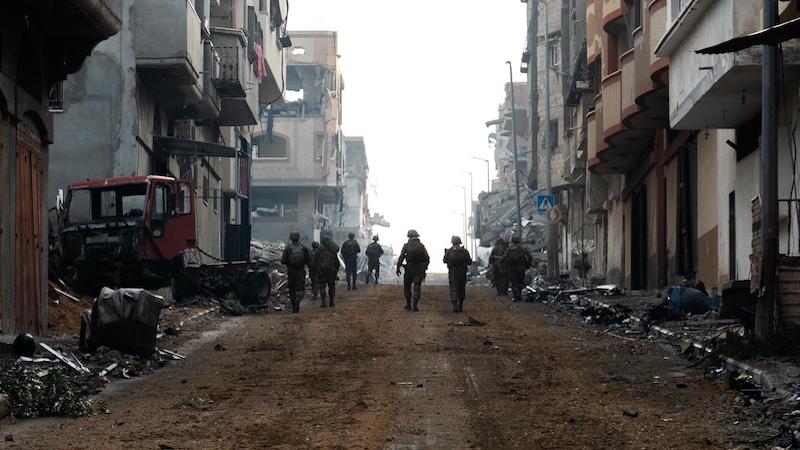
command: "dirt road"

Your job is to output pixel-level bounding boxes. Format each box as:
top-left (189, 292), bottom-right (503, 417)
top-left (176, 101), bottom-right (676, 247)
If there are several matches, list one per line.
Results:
top-left (3, 281), bottom-right (757, 449)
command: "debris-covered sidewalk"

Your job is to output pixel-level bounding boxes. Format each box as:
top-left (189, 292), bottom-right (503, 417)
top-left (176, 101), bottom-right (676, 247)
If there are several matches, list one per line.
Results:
top-left (523, 280), bottom-right (800, 448)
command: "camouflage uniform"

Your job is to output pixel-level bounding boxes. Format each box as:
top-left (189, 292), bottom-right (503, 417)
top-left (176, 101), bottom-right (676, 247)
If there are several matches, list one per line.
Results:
top-left (443, 236), bottom-right (472, 312)
top-left (365, 239), bottom-right (384, 284)
top-left (502, 237), bottom-right (532, 303)
top-left (396, 230), bottom-right (430, 311)
top-left (315, 238), bottom-right (341, 307)
top-left (341, 235), bottom-right (361, 290)
top-left (490, 239), bottom-right (509, 296)
top-left (281, 234), bottom-right (311, 313)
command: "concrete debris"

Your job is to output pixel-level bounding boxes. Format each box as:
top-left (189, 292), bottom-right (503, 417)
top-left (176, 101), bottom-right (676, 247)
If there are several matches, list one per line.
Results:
top-left (250, 240), bottom-right (286, 266)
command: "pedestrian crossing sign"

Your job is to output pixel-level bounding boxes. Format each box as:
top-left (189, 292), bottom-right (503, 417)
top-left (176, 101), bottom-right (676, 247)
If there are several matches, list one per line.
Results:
top-left (536, 194), bottom-right (556, 213)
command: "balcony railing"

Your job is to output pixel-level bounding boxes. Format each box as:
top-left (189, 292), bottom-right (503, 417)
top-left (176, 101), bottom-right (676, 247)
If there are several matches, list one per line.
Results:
top-left (215, 45), bottom-right (247, 98)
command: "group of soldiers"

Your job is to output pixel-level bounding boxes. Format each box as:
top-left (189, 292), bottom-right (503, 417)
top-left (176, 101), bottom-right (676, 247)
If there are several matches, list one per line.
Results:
top-left (488, 236), bottom-right (533, 302)
top-left (280, 231), bottom-right (384, 313)
top-left (280, 229), bottom-right (532, 314)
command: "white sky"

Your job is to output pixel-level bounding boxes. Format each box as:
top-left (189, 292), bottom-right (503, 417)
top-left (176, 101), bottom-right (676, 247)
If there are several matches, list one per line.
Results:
top-left (290, 1), bottom-right (528, 271)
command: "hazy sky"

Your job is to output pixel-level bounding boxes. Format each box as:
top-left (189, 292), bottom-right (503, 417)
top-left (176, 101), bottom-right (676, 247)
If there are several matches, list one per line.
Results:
top-left (290, 1), bottom-right (528, 271)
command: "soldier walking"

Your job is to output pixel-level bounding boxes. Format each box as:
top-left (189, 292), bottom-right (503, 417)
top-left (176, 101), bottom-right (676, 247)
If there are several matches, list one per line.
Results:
top-left (365, 235), bottom-right (384, 284)
top-left (443, 235), bottom-right (472, 312)
top-left (280, 232), bottom-right (311, 313)
top-left (309, 241), bottom-right (321, 300)
top-left (341, 232), bottom-right (361, 290)
top-left (396, 229), bottom-right (430, 311)
top-left (490, 238), bottom-right (509, 297)
top-left (502, 235), bottom-right (533, 303)
top-left (316, 236), bottom-right (341, 307)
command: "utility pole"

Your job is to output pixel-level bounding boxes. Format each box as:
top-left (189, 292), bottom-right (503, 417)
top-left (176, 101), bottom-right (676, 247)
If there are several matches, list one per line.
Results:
top-left (506, 61), bottom-right (524, 238)
top-left (757, 0), bottom-right (779, 341)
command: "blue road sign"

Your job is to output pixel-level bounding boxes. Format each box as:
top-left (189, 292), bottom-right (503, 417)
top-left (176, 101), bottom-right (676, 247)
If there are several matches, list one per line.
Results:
top-left (536, 194), bottom-right (556, 213)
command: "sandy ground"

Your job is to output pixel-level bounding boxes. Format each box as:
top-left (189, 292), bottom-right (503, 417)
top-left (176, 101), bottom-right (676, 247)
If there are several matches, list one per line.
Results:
top-left (1, 279), bottom-right (760, 449)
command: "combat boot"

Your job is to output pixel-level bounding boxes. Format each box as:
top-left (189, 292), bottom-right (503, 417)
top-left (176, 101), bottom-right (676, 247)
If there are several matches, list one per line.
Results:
top-left (291, 299), bottom-right (300, 313)
top-left (404, 298), bottom-right (412, 311)
top-left (452, 303), bottom-right (459, 313)
top-left (412, 300), bottom-right (419, 312)
top-left (329, 295), bottom-right (335, 307)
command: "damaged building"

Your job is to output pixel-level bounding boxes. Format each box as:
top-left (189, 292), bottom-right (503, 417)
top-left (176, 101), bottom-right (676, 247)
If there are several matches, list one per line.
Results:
top-left (48, 0), bottom-right (289, 266)
top-left (250, 31), bottom-right (346, 243)
top-left (0, 1), bottom-right (122, 335)
top-left (338, 137), bottom-right (371, 244)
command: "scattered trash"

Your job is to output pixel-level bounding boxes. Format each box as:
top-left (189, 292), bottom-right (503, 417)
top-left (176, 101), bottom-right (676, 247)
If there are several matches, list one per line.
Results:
top-left (98, 363), bottom-right (118, 377)
top-left (157, 349), bottom-right (186, 360)
top-left (39, 343), bottom-right (89, 373)
top-left (214, 343), bottom-right (226, 352)
top-left (4, 434), bottom-right (12, 442)
top-left (483, 340), bottom-right (494, 347)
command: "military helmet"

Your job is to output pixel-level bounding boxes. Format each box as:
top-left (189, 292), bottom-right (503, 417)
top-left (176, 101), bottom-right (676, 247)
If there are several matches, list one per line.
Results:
top-left (348, 232), bottom-right (355, 239)
top-left (407, 229), bottom-right (419, 238)
top-left (510, 235), bottom-right (521, 244)
top-left (289, 231), bottom-right (301, 242)
top-left (13, 333), bottom-right (35, 357)
top-left (373, 235), bottom-right (379, 241)
top-left (451, 235), bottom-right (462, 245)
top-left (311, 241), bottom-right (320, 249)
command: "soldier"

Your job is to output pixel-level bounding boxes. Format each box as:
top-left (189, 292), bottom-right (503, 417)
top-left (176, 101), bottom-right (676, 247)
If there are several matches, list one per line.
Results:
top-left (315, 236), bottom-right (341, 307)
top-left (490, 238), bottom-right (509, 297)
top-left (341, 232), bottom-right (361, 290)
top-left (309, 241), bottom-right (321, 300)
top-left (280, 232), bottom-right (311, 313)
top-left (443, 235), bottom-right (472, 313)
top-left (365, 235), bottom-right (384, 285)
top-left (502, 235), bottom-right (533, 303)
top-left (396, 229), bottom-right (430, 312)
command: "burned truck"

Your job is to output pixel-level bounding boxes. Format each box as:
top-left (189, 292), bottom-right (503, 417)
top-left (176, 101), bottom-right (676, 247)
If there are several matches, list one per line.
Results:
top-left (57, 175), bottom-right (269, 304)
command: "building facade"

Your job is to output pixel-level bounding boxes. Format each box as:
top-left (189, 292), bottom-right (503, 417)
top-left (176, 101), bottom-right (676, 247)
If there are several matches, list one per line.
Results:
top-left (250, 31), bottom-right (345, 243)
top-left (339, 137), bottom-right (370, 244)
top-left (1, 1), bottom-right (121, 335)
top-left (49, 0), bottom-right (288, 263)
top-left (656, 0), bottom-right (800, 292)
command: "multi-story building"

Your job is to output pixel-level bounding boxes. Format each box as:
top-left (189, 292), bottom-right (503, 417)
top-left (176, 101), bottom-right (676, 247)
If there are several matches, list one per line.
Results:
top-left (250, 31), bottom-right (345, 243)
top-left (1, 2), bottom-right (121, 334)
top-left (339, 137), bottom-right (370, 244)
top-left (656, 0), bottom-right (800, 292)
top-left (49, 0), bottom-right (288, 263)
top-left (526, 0), bottom-right (595, 277)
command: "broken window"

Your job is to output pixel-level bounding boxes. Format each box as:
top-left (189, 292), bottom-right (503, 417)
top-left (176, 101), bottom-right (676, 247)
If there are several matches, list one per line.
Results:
top-left (315, 133), bottom-right (325, 161)
top-left (254, 133), bottom-right (288, 158)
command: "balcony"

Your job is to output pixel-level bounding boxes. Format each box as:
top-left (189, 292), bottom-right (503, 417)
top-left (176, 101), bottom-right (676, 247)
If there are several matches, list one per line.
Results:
top-left (587, 0), bottom-right (602, 65)
top-left (135, 0), bottom-right (203, 95)
top-left (602, 0), bottom-right (624, 32)
top-left (211, 28), bottom-right (258, 126)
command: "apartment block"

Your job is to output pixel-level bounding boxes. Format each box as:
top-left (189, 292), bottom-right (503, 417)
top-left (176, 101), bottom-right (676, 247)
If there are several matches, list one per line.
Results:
top-left (48, 0), bottom-right (288, 264)
top-left (250, 31), bottom-right (345, 243)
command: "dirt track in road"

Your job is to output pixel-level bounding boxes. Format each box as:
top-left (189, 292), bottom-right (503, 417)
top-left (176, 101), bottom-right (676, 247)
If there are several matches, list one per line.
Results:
top-left (3, 281), bottom-right (756, 449)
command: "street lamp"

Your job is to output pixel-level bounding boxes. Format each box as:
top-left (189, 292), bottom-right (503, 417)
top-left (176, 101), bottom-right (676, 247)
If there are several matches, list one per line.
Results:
top-left (470, 156), bottom-right (491, 193)
top-left (452, 185), bottom-right (468, 244)
top-left (505, 61), bottom-right (524, 239)
top-left (461, 169), bottom-right (476, 256)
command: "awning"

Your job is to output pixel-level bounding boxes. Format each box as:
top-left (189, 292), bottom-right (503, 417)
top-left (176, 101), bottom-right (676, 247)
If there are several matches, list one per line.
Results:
top-left (153, 136), bottom-right (241, 158)
top-left (696, 16), bottom-right (800, 54)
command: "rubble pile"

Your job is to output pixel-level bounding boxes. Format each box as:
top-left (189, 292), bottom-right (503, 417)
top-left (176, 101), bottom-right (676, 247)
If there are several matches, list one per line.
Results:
top-left (476, 187), bottom-right (545, 247)
top-left (0, 358), bottom-right (102, 418)
top-left (250, 240), bottom-right (286, 266)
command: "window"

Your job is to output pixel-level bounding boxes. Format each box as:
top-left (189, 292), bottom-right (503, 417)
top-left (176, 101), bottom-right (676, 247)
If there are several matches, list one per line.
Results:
top-left (202, 175), bottom-right (209, 205)
top-left (178, 183), bottom-right (192, 214)
top-left (66, 190), bottom-right (91, 224)
top-left (314, 133), bottom-right (325, 161)
top-left (254, 133), bottom-right (288, 158)
top-left (48, 81), bottom-right (64, 112)
top-left (628, 0), bottom-right (642, 32)
top-left (547, 42), bottom-right (559, 70)
top-left (548, 120), bottom-right (559, 150)
top-left (270, 0), bottom-right (283, 30)
top-left (214, 179), bottom-right (220, 213)
top-left (153, 184), bottom-right (169, 219)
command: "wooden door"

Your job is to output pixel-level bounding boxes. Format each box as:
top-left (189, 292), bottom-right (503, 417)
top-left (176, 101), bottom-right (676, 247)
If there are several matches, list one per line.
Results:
top-left (15, 120), bottom-right (44, 334)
